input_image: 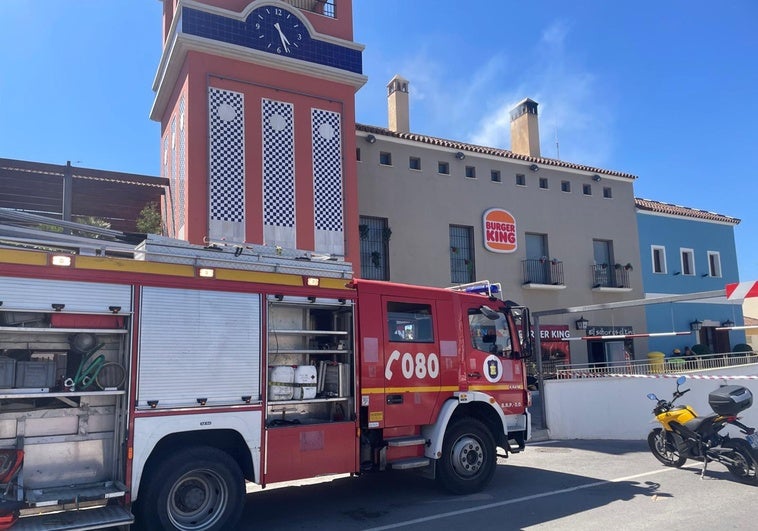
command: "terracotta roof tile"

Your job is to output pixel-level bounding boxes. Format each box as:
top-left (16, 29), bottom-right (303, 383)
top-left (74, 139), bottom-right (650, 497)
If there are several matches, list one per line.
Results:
top-left (356, 123), bottom-right (637, 180)
top-left (635, 198), bottom-right (740, 224)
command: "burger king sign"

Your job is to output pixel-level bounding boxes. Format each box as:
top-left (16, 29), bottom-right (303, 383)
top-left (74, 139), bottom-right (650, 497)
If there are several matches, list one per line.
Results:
top-left (483, 208), bottom-right (517, 253)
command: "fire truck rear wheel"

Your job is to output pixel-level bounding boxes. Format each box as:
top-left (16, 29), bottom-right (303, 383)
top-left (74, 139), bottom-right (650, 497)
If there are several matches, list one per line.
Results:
top-left (437, 418), bottom-right (496, 494)
top-left (138, 446), bottom-right (244, 531)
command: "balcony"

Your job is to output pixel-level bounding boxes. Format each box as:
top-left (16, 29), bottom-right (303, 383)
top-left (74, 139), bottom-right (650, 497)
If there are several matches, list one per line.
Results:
top-left (591, 264), bottom-right (632, 292)
top-left (284, 0), bottom-right (336, 18)
top-left (522, 259), bottom-right (565, 290)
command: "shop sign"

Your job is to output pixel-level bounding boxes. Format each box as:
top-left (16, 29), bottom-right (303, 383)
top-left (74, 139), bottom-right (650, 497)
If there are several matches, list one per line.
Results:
top-left (483, 208), bottom-right (517, 253)
top-left (538, 324), bottom-right (571, 364)
top-left (586, 325), bottom-right (633, 336)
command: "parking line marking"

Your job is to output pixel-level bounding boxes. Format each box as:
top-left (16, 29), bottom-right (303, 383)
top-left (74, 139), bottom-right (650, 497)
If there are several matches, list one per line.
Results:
top-left (363, 467), bottom-right (677, 530)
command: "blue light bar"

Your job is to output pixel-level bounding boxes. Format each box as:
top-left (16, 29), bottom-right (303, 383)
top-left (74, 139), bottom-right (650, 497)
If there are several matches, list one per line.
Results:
top-left (465, 284), bottom-right (500, 295)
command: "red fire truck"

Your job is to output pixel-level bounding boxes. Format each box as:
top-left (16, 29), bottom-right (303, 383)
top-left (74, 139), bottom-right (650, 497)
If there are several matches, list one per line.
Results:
top-left (0, 234), bottom-right (532, 530)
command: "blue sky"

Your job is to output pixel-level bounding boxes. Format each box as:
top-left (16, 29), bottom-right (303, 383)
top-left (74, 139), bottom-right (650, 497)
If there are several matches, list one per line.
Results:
top-left (1, 1), bottom-right (757, 280)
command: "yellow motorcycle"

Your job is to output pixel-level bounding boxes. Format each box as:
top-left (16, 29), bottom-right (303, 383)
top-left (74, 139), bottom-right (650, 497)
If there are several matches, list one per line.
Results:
top-left (647, 376), bottom-right (758, 484)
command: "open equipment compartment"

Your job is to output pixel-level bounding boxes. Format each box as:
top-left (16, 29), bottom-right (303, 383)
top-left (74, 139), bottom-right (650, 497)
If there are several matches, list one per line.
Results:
top-left (0, 276), bottom-right (131, 524)
top-left (266, 295), bottom-right (354, 426)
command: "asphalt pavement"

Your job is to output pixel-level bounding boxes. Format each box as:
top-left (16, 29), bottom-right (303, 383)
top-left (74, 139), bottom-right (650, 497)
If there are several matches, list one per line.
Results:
top-left (240, 438), bottom-right (757, 530)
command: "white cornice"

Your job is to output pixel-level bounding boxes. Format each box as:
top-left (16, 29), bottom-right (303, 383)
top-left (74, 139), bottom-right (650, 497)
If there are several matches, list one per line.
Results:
top-left (178, 0), bottom-right (365, 51)
top-left (151, 0), bottom-right (367, 121)
top-left (150, 32), bottom-right (367, 121)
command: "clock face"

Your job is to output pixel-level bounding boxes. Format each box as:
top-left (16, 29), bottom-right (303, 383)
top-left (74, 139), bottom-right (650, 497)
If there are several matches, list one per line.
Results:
top-left (254, 7), bottom-right (304, 55)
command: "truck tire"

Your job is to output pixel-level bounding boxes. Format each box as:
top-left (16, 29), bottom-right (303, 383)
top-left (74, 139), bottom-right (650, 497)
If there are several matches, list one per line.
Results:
top-left (436, 418), bottom-right (496, 494)
top-left (137, 446), bottom-right (244, 531)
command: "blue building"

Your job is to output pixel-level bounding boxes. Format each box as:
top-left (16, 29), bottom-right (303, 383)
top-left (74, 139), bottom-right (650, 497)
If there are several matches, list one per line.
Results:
top-left (636, 198), bottom-right (744, 356)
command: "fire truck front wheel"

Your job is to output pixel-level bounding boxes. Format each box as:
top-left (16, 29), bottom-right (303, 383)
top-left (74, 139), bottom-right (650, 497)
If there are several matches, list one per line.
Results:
top-left (138, 446), bottom-right (244, 531)
top-left (437, 418), bottom-right (496, 494)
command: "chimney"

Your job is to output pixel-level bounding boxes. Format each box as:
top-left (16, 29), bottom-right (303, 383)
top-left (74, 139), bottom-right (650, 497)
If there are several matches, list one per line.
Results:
top-left (387, 75), bottom-right (410, 133)
top-left (509, 98), bottom-right (540, 158)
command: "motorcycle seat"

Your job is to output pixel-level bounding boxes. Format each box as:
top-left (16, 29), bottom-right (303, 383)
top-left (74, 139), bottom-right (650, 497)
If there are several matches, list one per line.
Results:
top-left (684, 414), bottom-right (719, 434)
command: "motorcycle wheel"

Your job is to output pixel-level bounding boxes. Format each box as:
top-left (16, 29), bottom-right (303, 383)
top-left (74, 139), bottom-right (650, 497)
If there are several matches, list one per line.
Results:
top-left (722, 439), bottom-right (758, 485)
top-left (647, 428), bottom-right (687, 467)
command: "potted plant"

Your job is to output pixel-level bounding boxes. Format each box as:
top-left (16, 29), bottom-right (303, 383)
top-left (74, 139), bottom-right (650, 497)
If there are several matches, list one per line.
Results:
top-left (624, 263), bottom-right (633, 271)
top-left (370, 251), bottom-right (382, 268)
top-left (358, 224), bottom-right (369, 240)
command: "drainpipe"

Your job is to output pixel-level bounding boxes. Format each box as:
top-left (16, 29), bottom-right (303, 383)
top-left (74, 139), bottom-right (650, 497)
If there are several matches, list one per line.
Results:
top-left (532, 315), bottom-right (547, 430)
top-left (62, 160), bottom-right (73, 222)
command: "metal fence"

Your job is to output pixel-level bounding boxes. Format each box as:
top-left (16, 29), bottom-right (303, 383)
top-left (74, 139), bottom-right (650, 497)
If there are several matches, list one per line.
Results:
top-left (522, 259), bottom-right (564, 285)
top-left (591, 264), bottom-right (631, 288)
top-left (553, 352), bottom-right (758, 379)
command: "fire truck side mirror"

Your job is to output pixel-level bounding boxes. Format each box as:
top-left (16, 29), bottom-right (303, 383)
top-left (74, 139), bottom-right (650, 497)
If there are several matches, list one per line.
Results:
top-left (480, 305), bottom-right (500, 320)
top-left (518, 309), bottom-right (534, 359)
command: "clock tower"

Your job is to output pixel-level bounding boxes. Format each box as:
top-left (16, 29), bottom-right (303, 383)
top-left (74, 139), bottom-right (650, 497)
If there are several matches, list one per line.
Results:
top-left (151, 0), bottom-right (366, 263)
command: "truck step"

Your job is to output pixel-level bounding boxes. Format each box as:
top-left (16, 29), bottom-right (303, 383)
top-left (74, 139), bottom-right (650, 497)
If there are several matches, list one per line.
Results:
top-left (385, 435), bottom-right (427, 447)
top-left (508, 437), bottom-right (526, 453)
top-left (388, 457), bottom-right (431, 470)
top-left (13, 504), bottom-right (133, 531)
top-left (25, 481), bottom-right (127, 507)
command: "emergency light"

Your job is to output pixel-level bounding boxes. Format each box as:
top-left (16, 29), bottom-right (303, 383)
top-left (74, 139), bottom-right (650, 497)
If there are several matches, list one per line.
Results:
top-left (465, 284), bottom-right (501, 295)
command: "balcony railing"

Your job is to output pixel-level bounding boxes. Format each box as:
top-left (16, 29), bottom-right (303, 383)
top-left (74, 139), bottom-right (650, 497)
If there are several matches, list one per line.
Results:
top-left (591, 264), bottom-right (631, 289)
top-left (284, 0), bottom-right (335, 18)
top-left (554, 352), bottom-right (758, 379)
top-left (522, 259), bottom-right (564, 286)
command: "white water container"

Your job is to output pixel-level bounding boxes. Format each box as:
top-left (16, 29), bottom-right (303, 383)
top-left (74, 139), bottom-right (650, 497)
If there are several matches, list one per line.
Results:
top-left (268, 366), bottom-right (295, 401)
top-left (293, 365), bottom-right (318, 400)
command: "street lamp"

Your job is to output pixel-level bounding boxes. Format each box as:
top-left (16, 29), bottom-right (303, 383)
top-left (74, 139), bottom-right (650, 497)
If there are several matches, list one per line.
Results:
top-left (690, 319), bottom-right (703, 332)
top-left (575, 316), bottom-right (589, 331)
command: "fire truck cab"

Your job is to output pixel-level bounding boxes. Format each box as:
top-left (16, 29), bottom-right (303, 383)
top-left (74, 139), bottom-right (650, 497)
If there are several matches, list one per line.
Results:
top-left (354, 279), bottom-right (531, 494)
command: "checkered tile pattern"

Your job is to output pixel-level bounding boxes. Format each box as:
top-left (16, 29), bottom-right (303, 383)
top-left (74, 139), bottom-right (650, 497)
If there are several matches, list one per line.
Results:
top-left (312, 108), bottom-right (343, 231)
top-left (262, 98), bottom-right (295, 227)
top-left (178, 96), bottom-right (186, 231)
top-left (209, 88), bottom-right (245, 223)
top-left (163, 134), bottom-right (174, 236)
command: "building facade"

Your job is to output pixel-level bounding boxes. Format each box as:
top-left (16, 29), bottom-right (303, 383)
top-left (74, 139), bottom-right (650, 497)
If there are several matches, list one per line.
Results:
top-left (636, 198), bottom-right (744, 356)
top-left (356, 86), bottom-right (649, 366)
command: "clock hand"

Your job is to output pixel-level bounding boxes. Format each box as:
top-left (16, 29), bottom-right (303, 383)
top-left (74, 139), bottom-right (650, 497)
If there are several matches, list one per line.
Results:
top-left (273, 22), bottom-right (291, 52)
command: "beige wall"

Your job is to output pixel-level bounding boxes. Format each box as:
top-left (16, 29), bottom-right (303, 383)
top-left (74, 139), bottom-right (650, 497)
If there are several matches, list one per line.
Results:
top-left (357, 134), bottom-right (648, 363)
top-left (743, 300), bottom-right (758, 350)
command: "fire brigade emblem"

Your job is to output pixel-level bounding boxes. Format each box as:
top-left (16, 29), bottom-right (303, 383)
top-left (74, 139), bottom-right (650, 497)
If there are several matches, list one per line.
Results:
top-left (484, 355), bottom-right (503, 383)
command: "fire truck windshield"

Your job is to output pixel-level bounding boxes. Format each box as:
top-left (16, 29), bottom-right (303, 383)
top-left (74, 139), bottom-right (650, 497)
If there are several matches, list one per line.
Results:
top-left (468, 308), bottom-right (512, 357)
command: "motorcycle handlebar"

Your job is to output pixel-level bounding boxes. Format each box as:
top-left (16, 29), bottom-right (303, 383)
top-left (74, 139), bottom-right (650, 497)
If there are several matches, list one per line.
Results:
top-left (674, 388), bottom-right (690, 399)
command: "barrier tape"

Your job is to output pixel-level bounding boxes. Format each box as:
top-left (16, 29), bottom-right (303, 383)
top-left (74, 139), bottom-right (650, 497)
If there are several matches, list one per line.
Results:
top-left (567, 331), bottom-right (692, 341)
top-left (558, 372), bottom-right (758, 380)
